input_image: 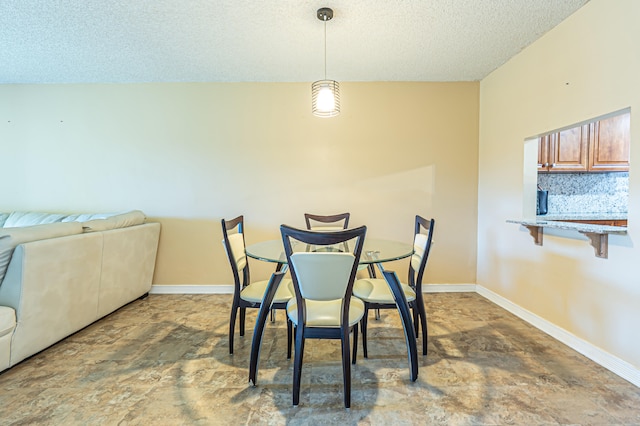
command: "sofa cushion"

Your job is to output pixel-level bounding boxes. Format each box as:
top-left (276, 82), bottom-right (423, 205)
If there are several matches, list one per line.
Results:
top-left (0, 222), bottom-right (83, 285)
top-left (61, 213), bottom-right (112, 222)
top-left (0, 213), bottom-right (8, 228)
top-left (3, 212), bottom-right (67, 228)
top-left (0, 306), bottom-right (16, 338)
top-left (82, 210), bottom-right (146, 232)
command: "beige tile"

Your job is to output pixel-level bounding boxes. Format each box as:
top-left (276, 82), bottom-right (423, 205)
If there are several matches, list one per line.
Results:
top-left (1, 293), bottom-right (638, 425)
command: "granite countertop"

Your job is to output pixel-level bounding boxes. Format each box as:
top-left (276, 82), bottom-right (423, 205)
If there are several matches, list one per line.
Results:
top-left (537, 212), bottom-right (627, 221)
top-left (508, 218), bottom-right (627, 234)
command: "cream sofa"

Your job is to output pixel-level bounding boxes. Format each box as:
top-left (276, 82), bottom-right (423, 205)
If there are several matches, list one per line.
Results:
top-left (0, 210), bottom-right (161, 372)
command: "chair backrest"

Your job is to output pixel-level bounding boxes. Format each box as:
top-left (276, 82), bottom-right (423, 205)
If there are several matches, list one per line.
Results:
top-left (221, 215), bottom-right (249, 289)
top-left (409, 215), bottom-right (435, 290)
top-left (281, 224), bottom-right (366, 320)
top-left (289, 252), bottom-right (355, 300)
top-left (304, 212), bottom-right (350, 231)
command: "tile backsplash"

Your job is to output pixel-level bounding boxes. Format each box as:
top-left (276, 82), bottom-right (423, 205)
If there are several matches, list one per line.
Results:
top-left (537, 172), bottom-right (628, 214)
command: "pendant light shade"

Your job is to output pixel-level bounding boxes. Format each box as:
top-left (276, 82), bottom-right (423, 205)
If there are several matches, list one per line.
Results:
top-left (312, 8), bottom-right (340, 118)
top-left (312, 80), bottom-right (340, 118)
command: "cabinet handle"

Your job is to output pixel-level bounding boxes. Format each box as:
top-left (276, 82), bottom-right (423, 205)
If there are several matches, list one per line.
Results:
top-left (544, 162), bottom-right (550, 167)
top-left (551, 163), bottom-right (556, 168)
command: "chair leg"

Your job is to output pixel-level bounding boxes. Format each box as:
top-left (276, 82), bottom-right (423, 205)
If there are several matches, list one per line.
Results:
top-left (292, 325), bottom-right (305, 407)
top-left (413, 293), bottom-right (428, 355)
top-left (286, 318), bottom-right (293, 359)
top-left (341, 326), bottom-right (352, 408)
top-left (361, 305), bottom-right (369, 358)
top-left (351, 324), bottom-right (358, 365)
top-left (229, 305), bottom-right (238, 355)
top-left (249, 300), bottom-right (273, 386)
top-left (418, 301), bottom-right (428, 356)
top-left (239, 307), bottom-right (246, 336)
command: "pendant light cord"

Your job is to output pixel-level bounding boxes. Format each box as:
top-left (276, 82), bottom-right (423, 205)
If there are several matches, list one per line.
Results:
top-left (323, 17), bottom-right (327, 80)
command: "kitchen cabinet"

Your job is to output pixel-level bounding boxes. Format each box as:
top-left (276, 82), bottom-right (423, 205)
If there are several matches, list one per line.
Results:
top-left (537, 135), bottom-right (550, 171)
top-left (538, 112), bottom-right (630, 173)
top-left (538, 125), bottom-right (589, 172)
top-left (589, 112), bottom-right (630, 172)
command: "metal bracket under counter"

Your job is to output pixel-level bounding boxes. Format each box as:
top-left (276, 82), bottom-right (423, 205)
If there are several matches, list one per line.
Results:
top-left (507, 219), bottom-right (627, 259)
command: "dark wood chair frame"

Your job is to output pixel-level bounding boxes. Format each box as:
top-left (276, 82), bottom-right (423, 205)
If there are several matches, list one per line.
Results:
top-left (360, 215), bottom-right (435, 357)
top-left (281, 224), bottom-right (367, 408)
top-left (303, 212), bottom-right (350, 230)
top-left (221, 215), bottom-right (292, 357)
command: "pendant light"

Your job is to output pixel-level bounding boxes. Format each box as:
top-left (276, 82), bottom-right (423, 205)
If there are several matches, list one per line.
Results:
top-left (312, 7), bottom-right (340, 118)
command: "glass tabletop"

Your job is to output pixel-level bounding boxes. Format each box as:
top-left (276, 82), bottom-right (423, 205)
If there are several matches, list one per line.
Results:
top-left (245, 238), bottom-right (413, 265)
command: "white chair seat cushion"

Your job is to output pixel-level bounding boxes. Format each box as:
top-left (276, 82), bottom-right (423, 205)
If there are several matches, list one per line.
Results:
top-left (352, 278), bottom-right (416, 304)
top-left (286, 297), bottom-right (365, 327)
top-left (240, 278), bottom-right (294, 304)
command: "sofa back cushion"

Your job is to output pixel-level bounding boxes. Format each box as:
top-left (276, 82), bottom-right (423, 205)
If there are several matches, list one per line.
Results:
top-left (0, 213), bottom-right (8, 228)
top-left (0, 222), bottom-right (83, 285)
top-left (61, 212), bottom-right (113, 222)
top-left (3, 212), bottom-right (67, 228)
top-left (81, 210), bottom-right (146, 232)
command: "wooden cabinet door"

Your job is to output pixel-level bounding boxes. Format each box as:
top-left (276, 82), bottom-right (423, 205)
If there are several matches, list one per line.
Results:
top-left (589, 112), bottom-right (630, 172)
top-left (538, 135), bottom-right (551, 171)
top-left (548, 125), bottom-right (589, 172)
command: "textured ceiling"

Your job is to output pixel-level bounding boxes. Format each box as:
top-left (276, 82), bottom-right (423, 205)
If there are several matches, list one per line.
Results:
top-left (0, 0), bottom-right (589, 84)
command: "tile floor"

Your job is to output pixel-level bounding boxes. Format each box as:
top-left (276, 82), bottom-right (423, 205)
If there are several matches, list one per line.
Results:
top-left (1, 293), bottom-right (639, 425)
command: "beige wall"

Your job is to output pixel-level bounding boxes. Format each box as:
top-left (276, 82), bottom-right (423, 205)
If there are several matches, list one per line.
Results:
top-left (0, 82), bottom-right (479, 286)
top-left (478, 0), bottom-right (640, 370)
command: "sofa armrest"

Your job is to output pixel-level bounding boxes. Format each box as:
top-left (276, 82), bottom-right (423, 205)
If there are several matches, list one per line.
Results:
top-left (97, 222), bottom-right (161, 317)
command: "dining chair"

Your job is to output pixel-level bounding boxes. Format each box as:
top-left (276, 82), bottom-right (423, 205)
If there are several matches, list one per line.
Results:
top-left (221, 215), bottom-right (293, 356)
top-left (281, 224), bottom-right (367, 408)
top-left (352, 215), bottom-right (435, 357)
top-left (303, 212), bottom-right (350, 231)
top-left (304, 212), bottom-right (376, 278)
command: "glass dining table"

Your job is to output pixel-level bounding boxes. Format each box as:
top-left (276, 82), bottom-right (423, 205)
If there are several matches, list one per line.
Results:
top-left (245, 237), bottom-right (419, 384)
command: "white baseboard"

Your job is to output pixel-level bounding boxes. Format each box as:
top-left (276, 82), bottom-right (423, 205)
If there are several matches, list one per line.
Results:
top-left (148, 282), bottom-right (639, 388)
top-left (476, 285), bottom-right (640, 388)
top-left (423, 283), bottom-right (476, 293)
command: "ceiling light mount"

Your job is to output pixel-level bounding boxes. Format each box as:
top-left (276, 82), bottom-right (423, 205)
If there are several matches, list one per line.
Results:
top-left (312, 7), bottom-right (340, 118)
top-left (317, 7), bottom-right (333, 21)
